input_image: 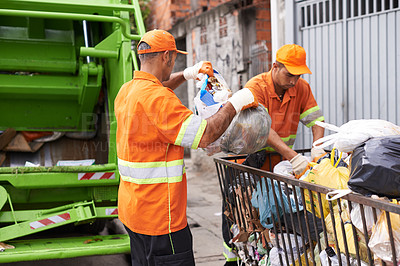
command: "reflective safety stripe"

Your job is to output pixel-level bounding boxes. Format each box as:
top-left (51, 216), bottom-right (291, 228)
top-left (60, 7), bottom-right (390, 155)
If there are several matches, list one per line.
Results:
top-left (174, 114), bottom-right (207, 149)
top-left (118, 158), bottom-right (184, 184)
top-left (260, 134), bottom-right (296, 152)
top-left (300, 106), bottom-right (324, 127)
top-left (306, 115), bottom-right (325, 128)
top-left (223, 241), bottom-right (238, 262)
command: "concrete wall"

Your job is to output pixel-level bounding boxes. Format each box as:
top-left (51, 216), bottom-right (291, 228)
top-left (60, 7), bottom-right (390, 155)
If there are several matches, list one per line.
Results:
top-left (170, 3), bottom-right (261, 169)
top-left (171, 3), bottom-right (258, 102)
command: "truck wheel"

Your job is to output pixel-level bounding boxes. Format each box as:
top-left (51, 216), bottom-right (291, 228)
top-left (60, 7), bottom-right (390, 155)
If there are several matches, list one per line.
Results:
top-left (76, 219), bottom-right (107, 235)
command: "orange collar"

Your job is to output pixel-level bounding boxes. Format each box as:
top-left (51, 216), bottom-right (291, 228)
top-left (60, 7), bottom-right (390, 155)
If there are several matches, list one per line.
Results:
top-left (133, 71), bottom-right (163, 86)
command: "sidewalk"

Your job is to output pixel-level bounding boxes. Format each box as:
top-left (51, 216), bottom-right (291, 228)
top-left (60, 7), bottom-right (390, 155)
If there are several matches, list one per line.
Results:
top-left (185, 156), bottom-right (226, 265)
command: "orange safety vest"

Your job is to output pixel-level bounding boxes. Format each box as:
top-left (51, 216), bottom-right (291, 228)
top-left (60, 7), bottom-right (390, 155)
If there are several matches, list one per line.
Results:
top-left (114, 71), bottom-right (207, 235)
top-left (246, 70), bottom-right (324, 151)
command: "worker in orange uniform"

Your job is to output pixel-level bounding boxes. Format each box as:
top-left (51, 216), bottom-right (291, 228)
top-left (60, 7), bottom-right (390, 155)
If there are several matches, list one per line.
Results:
top-left (247, 44), bottom-right (326, 168)
top-left (114, 29), bottom-right (258, 266)
top-left (222, 44), bottom-right (326, 265)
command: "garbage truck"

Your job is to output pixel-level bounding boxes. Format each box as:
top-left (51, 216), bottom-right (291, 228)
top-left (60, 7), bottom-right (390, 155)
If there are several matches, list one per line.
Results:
top-left (0, 0), bottom-right (145, 262)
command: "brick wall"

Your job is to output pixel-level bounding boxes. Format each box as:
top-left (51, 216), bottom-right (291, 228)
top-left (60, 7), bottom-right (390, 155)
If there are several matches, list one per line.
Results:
top-left (148, 0), bottom-right (272, 67)
top-left (148, 0), bottom-right (233, 30)
top-left (254, 0), bottom-right (272, 68)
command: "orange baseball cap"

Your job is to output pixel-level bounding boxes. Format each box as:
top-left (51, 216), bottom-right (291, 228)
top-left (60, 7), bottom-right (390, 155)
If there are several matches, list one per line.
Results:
top-left (276, 44), bottom-right (312, 75)
top-left (137, 29), bottom-right (188, 55)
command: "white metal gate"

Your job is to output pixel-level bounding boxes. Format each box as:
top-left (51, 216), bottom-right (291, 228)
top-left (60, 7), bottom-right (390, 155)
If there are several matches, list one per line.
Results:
top-left (288, 0), bottom-right (400, 149)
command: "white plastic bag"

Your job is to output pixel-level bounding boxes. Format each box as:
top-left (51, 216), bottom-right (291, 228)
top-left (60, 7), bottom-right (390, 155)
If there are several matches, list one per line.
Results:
top-left (350, 203), bottom-right (381, 234)
top-left (313, 120), bottom-right (400, 153)
top-left (319, 247), bottom-right (348, 266)
top-left (368, 201), bottom-right (400, 263)
top-left (194, 69), bottom-right (231, 119)
top-left (273, 160), bottom-right (294, 178)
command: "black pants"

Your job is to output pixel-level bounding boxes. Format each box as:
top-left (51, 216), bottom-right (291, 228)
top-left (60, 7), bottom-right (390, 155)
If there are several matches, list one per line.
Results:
top-left (124, 225), bottom-right (195, 266)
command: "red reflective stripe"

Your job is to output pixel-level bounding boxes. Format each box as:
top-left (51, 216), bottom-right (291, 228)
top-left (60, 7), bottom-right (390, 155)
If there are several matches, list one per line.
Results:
top-left (100, 172), bottom-right (114, 179)
top-left (80, 173), bottom-right (95, 180)
top-left (59, 213), bottom-right (71, 220)
top-left (39, 218), bottom-right (54, 226)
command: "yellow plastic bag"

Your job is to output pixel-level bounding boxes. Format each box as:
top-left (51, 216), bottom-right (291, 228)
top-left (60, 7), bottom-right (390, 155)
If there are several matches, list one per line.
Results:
top-left (303, 149), bottom-right (350, 218)
top-left (325, 202), bottom-right (369, 263)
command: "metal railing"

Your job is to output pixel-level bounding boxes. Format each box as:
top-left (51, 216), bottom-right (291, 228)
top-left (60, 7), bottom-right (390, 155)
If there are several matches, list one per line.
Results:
top-left (214, 153), bottom-right (400, 266)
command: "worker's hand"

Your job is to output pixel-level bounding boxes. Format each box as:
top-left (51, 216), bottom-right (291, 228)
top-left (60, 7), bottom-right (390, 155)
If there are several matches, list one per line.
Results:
top-left (227, 88), bottom-right (258, 114)
top-left (183, 61), bottom-right (214, 80)
top-left (311, 147), bottom-right (326, 162)
top-left (289, 154), bottom-right (309, 176)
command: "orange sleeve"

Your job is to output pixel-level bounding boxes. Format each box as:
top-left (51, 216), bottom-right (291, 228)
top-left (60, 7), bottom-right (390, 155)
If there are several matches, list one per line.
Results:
top-left (245, 74), bottom-right (269, 110)
top-left (298, 79), bottom-right (324, 127)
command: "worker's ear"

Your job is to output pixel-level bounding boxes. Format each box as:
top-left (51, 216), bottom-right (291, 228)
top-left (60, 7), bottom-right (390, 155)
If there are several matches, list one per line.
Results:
top-left (161, 51), bottom-right (170, 64)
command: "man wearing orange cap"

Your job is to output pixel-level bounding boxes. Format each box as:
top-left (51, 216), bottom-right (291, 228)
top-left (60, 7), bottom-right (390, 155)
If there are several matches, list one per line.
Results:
top-left (222, 44), bottom-right (325, 266)
top-left (114, 29), bottom-right (258, 266)
top-left (246, 44), bottom-right (325, 169)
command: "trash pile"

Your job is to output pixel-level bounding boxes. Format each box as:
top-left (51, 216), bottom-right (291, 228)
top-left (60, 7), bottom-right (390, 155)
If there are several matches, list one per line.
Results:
top-left (194, 69), bottom-right (271, 155)
top-left (223, 119), bottom-right (400, 265)
top-left (0, 128), bottom-right (97, 167)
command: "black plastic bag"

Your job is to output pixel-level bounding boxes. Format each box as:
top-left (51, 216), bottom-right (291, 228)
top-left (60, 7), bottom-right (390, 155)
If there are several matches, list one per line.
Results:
top-left (348, 136), bottom-right (400, 197)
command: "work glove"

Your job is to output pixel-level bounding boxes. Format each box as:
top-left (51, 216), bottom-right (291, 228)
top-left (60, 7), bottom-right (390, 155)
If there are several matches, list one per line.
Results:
top-left (311, 147), bottom-right (327, 162)
top-left (289, 154), bottom-right (309, 177)
top-left (227, 88), bottom-right (258, 114)
top-left (183, 61), bottom-right (214, 80)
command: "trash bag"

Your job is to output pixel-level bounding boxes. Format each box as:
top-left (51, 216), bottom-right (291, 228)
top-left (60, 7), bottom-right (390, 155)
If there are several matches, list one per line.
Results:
top-left (319, 247), bottom-right (348, 266)
top-left (273, 160), bottom-right (295, 178)
top-left (313, 120), bottom-right (400, 153)
top-left (325, 201), bottom-right (370, 263)
top-left (194, 69), bottom-right (271, 155)
top-left (350, 203), bottom-right (381, 234)
top-left (251, 178), bottom-right (303, 229)
top-left (243, 149), bottom-right (268, 169)
top-left (368, 200), bottom-right (400, 263)
top-left (302, 149), bottom-right (350, 219)
top-left (220, 104), bottom-right (271, 155)
top-left (348, 136), bottom-right (400, 198)
top-left (194, 69), bottom-right (231, 119)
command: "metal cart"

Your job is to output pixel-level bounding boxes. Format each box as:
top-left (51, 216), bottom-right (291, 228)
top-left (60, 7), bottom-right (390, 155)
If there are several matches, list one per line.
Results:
top-left (215, 152), bottom-right (400, 266)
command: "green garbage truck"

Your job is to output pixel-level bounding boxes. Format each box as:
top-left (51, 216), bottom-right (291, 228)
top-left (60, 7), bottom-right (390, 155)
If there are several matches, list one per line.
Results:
top-left (0, 0), bottom-right (145, 262)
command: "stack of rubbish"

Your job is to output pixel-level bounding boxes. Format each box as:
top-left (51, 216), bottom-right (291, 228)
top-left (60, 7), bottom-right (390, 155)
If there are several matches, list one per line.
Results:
top-left (194, 70), bottom-right (271, 155)
top-left (311, 119), bottom-right (400, 265)
top-left (0, 129), bottom-right (64, 166)
top-left (224, 119), bottom-right (400, 265)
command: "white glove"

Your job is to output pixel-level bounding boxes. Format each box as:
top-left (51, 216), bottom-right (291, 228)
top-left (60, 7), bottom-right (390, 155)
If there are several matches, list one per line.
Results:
top-left (311, 147), bottom-right (326, 161)
top-left (183, 61), bottom-right (213, 80)
top-left (227, 88), bottom-right (258, 114)
top-left (289, 154), bottom-right (309, 176)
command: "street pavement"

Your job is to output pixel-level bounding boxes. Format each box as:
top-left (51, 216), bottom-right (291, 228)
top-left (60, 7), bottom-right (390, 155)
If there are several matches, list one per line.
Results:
top-left (3, 154), bottom-right (226, 265)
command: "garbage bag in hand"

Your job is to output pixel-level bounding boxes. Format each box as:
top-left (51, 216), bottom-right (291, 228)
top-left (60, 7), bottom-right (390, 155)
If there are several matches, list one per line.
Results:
top-left (219, 104), bottom-right (271, 155)
top-left (313, 119), bottom-right (400, 153)
top-left (348, 136), bottom-right (400, 198)
top-left (193, 69), bottom-right (271, 155)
